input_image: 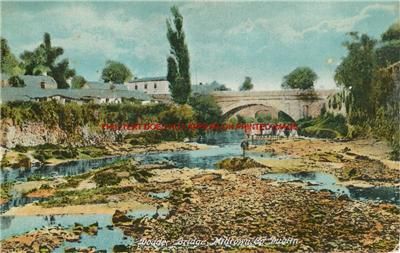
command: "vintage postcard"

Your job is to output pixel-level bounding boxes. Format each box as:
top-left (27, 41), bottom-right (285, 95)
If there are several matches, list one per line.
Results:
top-left (0, 1), bottom-right (399, 252)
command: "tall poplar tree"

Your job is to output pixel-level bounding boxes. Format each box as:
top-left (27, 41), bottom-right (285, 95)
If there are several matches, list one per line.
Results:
top-left (166, 6), bottom-right (191, 104)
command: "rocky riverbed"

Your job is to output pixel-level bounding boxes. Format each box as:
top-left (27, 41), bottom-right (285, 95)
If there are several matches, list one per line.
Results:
top-left (1, 138), bottom-right (399, 252)
top-left (250, 138), bottom-right (400, 187)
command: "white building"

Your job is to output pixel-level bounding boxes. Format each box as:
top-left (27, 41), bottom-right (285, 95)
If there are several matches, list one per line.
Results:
top-left (126, 76), bottom-right (169, 95)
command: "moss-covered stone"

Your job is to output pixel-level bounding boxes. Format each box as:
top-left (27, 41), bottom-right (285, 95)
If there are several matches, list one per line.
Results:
top-left (216, 157), bottom-right (267, 171)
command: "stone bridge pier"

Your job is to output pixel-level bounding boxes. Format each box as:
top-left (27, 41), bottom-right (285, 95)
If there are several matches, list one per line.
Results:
top-left (210, 89), bottom-right (338, 121)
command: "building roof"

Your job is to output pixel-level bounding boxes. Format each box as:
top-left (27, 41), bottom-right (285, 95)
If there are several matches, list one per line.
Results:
top-left (0, 86), bottom-right (151, 103)
top-left (20, 75), bottom-right (58, 88)
top-left (84, 81), bottom-right (129, 91)
top-left (129, 76), bottom-right (167, 83)
top-left (192, 81), bottom-right (230, 94)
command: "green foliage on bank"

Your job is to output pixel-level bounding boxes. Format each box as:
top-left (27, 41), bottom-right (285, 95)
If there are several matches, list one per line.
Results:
top-left (334, 23), bottom-right (400, 160)
top-left (297, 113), bottom-right (348, 139)
top-left (93, 171), bottom-right (121, 187)
top-left (0, 100), bottom-right (168, 132)
top-left (189, 95), bottom-right (223, 125)
top-left (232, 111), bottom-right (295, 124)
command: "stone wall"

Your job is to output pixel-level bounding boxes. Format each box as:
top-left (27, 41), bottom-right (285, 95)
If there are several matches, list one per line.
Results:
top-left (0, 119), bottom-right (118, 148)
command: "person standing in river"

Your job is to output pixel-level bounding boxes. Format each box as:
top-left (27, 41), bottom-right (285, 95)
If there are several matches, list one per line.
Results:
top-left (241, 140), bottom-right (249, 157)
top-left (284, 124), bottom-right (290, 138)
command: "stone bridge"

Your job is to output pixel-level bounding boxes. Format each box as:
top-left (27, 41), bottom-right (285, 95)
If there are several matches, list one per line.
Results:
top-left (210, 89), bottom-right (338, 121)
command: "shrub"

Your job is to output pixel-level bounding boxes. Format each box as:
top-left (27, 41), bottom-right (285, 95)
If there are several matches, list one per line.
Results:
top-left (8, 75), bottom-right (25, 87)
top-left (217, 157), bottom-right (267, 171)
top-left (14, 144), bottom-right (28, 153)
top-left (11, 154), bottom-right (31, 169)
top-left (188, 95), bottom-right (222, 124)
top-left (297, 113), bottom-right (348, 139)
top-left (52, 148), bottom-right (78, 159)
top-left (93, 172), bottom-right (121, 187)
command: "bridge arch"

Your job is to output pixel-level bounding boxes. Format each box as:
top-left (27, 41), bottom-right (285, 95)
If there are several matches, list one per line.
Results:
top-left (222, 102), bottom-right (295, 121)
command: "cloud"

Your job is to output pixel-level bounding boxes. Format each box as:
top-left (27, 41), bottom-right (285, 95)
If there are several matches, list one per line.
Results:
top-left (53, 33), bottom-right (128, 58)
top-left (12, 4), bottom-right (169, 63)
top-left (226, 3), bottom-right (398, 43)
top-left (301, 3), bottom-right (398, 35)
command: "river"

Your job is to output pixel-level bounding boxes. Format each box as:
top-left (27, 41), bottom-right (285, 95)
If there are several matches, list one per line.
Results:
top-left (1, 130), bottom-right (399, 250)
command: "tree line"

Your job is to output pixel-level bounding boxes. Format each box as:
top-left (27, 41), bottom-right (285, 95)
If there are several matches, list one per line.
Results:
top-left (1, 34), bottom-right (134, 89)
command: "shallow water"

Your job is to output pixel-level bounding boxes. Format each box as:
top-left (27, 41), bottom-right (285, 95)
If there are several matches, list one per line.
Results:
top-left (0, 130), bottom-right (265, 183)
top-left (261, 172), bottom-right (400, 205)
top-left (0, 205), bottom-right (167, 248)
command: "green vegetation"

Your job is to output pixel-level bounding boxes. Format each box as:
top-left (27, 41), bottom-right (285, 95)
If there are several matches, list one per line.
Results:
top-left (166, 6), bottom-right (191, 104)
top-left (101, 60), bottom-right (133, 84)
top-left (71, 75), bottom-right (87, 89)
top-left (4, 144), bottom-right (112, 166)
top-left (0, 182), bottom-right (12, 201)
top-left (188, 95), bottom-right (222, 124)
top-left (20, 33), bottom-right (75, 88)
top-left (159, 104), bottom-right (195, 139)
top-left (131, 170), bottom-right (154, 183)
top-left (1, 152), bottom-right (31, 169)
top-left (30, 144), bottom-right (78, 162)
top-left (41, 159), bottom-right (154, 207)
top-left (334, 23), bottom-right (400, 160)
top-left (127, 130), bottom-right (182, 145)
top-left (217, 157), bottom-right (267, 171)
top-left (93, 171), bottom-right (121, 187)
top-left (376, 21), bottom-right (400, 67)
top-left (235, 111), bottom-right (294, 124)
top-left (8, 75), bottom-right (25, 87)
top-left (0, 100), bottom-right (168, 132)
top-left (239, 76), bottom-right (254, 91)
top-left (0, 37), bottom-right (24, 77)
top-left (297, 113), bottom-right (348, 139)
top-left (42, 186), bottom-right (134, 207)
top-left (282, 67), bottom-right (318, 90)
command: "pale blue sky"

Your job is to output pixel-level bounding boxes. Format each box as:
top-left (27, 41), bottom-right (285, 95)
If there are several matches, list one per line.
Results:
top-left (1, 1), bottom-right (399, 90)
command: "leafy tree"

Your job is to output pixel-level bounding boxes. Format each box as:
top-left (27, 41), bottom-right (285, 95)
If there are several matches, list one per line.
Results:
top-left (334, 33), bottom-right (377, 123)
top-left (20, 33), bottom-right (75, 88)
top-left (381, 21), bottom-right (400, 42)
top-left (239, 76), bottom-right (254, 91)
top-left (282, 67), bottom-right (317, 90)
top-left (335, 28), bottom-right (399, 160)
top-left (159, 104), bottom-right (194, 125)
top-left (159, 104), bottom-right (194, 139)
top-left (189, 95), bottom-right (222, 124)
top-left (51, 59), bottom-right (75, 89)
top-left (101, 60), bottom-right (133, 84)
top-left (8, 76), bottom-right (25, 87)
top-left (71, 75), bottom-right (87, 89)
top-left (376, 21), bottom-right (400, 67)
top-left (0, 37), bottom-right (24, 76)
top-left (166, 6), bottom-right (191, 104)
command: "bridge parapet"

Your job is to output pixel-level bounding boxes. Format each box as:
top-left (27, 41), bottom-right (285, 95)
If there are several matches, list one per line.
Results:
top-left (211, 89), bottom-right (338, 97)
top-left (211, 89), bottom-right (339, 120)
